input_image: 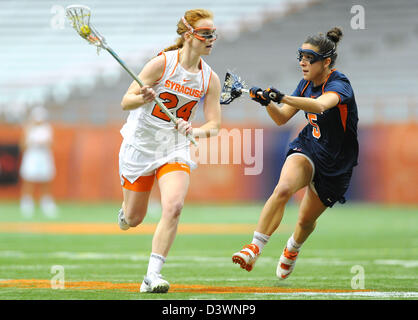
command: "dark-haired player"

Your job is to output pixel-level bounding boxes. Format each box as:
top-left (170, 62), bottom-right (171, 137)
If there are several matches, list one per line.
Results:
top-left (232, 27), bottom-right (359, 280)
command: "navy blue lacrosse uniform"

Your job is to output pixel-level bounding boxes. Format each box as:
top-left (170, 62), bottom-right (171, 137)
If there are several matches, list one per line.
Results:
top-left (287, 69), bottom-right (359, 207)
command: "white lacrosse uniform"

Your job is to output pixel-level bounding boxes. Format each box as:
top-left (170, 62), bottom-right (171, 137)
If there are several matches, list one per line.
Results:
top-left (119, 49), bottom-right (213, 184)
top-left (20, 123), bottom-right (55, 183)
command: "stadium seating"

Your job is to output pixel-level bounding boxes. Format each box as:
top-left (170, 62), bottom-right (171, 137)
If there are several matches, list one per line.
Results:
top-left (0, 0), bottom-right (309, 123)
top-left (0, 0), bottom-right (417, 124)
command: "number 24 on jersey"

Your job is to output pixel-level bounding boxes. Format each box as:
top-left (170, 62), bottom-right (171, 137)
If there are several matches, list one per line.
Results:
top-left (152, 92), bottom-right (197, 122)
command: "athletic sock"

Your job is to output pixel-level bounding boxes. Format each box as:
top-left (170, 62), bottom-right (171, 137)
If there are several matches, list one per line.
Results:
top-left (286, 233), bottom-right (302, 252)
top-left (146, 253), bottom-right (166, 276)
top-left (251, 231), bottom-right (270, 252)
top-left (20, 194), bottom-right (34, 216)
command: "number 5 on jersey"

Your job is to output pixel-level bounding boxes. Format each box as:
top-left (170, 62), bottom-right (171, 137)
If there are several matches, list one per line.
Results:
top-left (152, 92), bottom-right (197, 122)
top-left (307, 113), bottom-right (321, 139)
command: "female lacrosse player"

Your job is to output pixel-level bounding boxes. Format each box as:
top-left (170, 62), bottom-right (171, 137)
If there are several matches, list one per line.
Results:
top-left (232, 27), bottom-right (359, 279)
top-left (118, 9), bottom-right (221, 293)
top-left (19, 106), bottom-right (57, 218)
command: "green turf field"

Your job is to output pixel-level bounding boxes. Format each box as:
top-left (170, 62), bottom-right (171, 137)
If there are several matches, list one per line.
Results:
top-left (0, 201), bottom-right (417, 300)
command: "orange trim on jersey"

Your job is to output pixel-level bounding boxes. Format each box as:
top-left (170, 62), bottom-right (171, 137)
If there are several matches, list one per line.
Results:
top-left (156, 162), bottom-right (191, 180)
top-left (206, 70), bottom-right (213, 95)
top-left (155, 51), bottom-right (167, 84)
top-left (122, 175), bottom-right (155, 192)
top-left (301, 81), bottom-right (310, 96)
top-left (321, 69), bottom-right (337, 94)
top-left (200, 59), bottom-right (206, 95)
top-left (337, 103), bottom-right (348, 132)
top-left (168, 50), bottom-right (180, 78)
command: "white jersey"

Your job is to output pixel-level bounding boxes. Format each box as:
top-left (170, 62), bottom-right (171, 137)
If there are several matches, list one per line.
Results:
top-left (20, 123), bottom-right (55, 182)
top-left (119, 49), bottom-right (213, 183)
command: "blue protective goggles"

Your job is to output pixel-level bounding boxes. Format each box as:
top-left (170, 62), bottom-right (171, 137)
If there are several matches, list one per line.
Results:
top-left (297, 47), bottom-right (335, 64)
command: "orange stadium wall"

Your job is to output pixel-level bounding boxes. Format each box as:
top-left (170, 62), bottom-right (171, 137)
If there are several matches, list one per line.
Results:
top-left (0, 123), bottom-right (262, 203)
top-left (0, 123), bottom-right (417, 204)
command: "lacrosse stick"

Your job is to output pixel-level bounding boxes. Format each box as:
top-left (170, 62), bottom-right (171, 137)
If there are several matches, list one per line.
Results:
top-left (65, 5), bottom-right (198, 146)
top-left (220, 71), bottom-right (278, 105)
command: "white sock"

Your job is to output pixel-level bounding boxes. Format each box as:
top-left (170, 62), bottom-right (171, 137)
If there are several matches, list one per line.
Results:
top-left (251, 231), bottom-right (270, 252)
top-left (146, 253), bottom-right (166, 276)
top-left (20, 194), bottom-right (34, 216)
top-left (286, 234), bottom-right (302, 252)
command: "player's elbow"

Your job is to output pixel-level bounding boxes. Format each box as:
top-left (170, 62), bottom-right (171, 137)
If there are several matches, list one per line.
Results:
top-left (274, 118), bottom-right (288, 126)
top-left (271, 115), bottom-right (290, 126)
top-left (121, 97), bottom-right (128, 110)
top-left (121, 96), bottom-right (133, 111)
top-left (317, 103), bottom-right (327, 113)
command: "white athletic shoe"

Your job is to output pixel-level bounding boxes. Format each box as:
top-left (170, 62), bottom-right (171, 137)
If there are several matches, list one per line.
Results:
top-left (140, 272), bottom-right (170, 293)
top-left (20, 195), bottom-right (34, 218)
top-left (276, 247), bottom-right (299, 280)
top-left (232, 244), bottom-right (260, 272)
top-left (41, 196), bottom-right (58, 219)
top-left (117, 209), bottom-right (130, 231)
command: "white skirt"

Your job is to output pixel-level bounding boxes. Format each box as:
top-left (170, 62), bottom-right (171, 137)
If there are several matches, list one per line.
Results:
top-left (118, 139), bottom-right (196, 186)
top-left (20, 148), bottom-right (55, 182)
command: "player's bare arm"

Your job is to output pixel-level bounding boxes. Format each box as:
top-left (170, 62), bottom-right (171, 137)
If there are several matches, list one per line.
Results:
top-left (280, 91), bottom-right (340, 113)
top-left (120, 55), bottom-right (165, 110)
top-left (265, 103), bottom-right (299, 126)
top-left (191, 71), bottom-right (222, 138)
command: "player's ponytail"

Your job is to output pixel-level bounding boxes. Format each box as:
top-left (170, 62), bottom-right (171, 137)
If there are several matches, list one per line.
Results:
top-left (163, 8), bottom-right (213, 52)
top-left (326, 27), bottom-right (343, 45)
top-left (305, 26), bottom-right (343, 68)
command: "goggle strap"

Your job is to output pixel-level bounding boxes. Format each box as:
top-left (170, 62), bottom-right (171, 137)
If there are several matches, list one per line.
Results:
top-left (181, 16), bottom-right (194, 33)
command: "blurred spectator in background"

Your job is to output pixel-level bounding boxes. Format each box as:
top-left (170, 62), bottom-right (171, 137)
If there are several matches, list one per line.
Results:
top-left (19, 106), bottom-right (57, 218)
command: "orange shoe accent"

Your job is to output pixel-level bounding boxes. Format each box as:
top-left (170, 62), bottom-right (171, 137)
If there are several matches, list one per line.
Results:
top-left (280, 263), bottom-right (291, 270)
top-left (122, 175), bottom-right (155, 192)
top-left (243, 244), bottom-right (260, 255)
top-left (232, 244), bottom-right (260, 272)
top-left (283, 248), bottom-right (299, 260)
top-left (156, 162), bottom-right (190, 180)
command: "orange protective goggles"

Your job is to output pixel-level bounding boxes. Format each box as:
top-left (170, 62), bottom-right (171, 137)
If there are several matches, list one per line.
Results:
top-left (182, 17), bottom-right (217, 41)
top-left (192, 27), bottom-right (217, 41)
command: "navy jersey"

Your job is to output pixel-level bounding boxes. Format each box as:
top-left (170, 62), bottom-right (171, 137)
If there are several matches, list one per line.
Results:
top-left (289, 69), bottom-right (359, 176)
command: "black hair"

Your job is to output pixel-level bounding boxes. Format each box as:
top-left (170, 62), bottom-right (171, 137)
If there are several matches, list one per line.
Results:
top-left (304, 27), bottom-right (343, 68)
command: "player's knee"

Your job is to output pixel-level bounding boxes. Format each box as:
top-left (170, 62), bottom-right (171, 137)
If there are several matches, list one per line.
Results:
top-left (126, 215), bottom-right (144, 227)
top-left (124, 207), bottom-right (146, 227)
top-left (162, 200), bottom-right (184, 220)
top-left (272, 184), bottom-right (293, 203)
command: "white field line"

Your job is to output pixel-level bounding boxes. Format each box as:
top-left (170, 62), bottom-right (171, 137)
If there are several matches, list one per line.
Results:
top-left (1, 251), bottom-right (418, 270)
top-left (255, 291), bottom-right (418, 298)
top-left (374, 260), bottom-right (418, 268)
top-left (1, 250), bottom-right (418, 268)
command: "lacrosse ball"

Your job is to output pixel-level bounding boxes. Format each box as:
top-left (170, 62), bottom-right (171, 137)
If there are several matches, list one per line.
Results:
top-left (80, 25), bottom-right (91, 36)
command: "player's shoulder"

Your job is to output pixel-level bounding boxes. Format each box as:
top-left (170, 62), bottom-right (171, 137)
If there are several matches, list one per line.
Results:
top-left (143, 52), bottom-right (170, 79)
top-left (325, 70), bottom-right (353, 92)
top-left (148, 52), bottom-right (167, 67)
top-left (329, 69), bottom-right (350, 83)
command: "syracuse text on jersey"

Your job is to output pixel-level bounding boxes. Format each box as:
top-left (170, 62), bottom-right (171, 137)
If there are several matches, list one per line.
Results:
top-left (164, 79), bottom-right (203, 98)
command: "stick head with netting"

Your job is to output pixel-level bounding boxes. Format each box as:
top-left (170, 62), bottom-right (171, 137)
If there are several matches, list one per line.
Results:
top-left (65, 5), bottom-right (106, 53)
top-left (220, 71), bottom-right (248, 105)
